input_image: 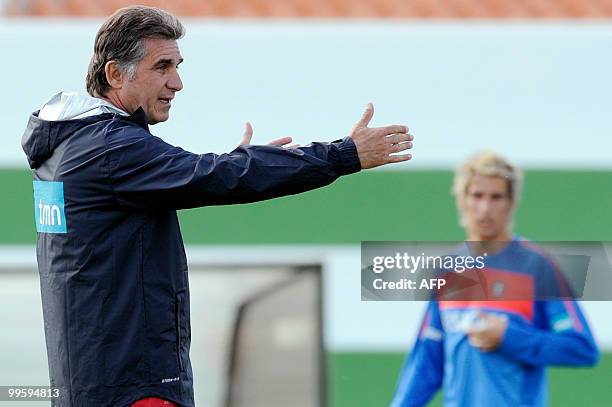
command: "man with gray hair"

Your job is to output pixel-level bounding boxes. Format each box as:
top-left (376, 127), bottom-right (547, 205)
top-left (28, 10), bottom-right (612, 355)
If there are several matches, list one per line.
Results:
top-left (390, 151), bottom-right (598, 407)
top-left (21, 5), bottom-right (413, 407)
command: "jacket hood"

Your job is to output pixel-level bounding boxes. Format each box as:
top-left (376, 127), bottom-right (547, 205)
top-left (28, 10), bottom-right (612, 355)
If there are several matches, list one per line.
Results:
top-left (21, 92), bottom-right (128, 169)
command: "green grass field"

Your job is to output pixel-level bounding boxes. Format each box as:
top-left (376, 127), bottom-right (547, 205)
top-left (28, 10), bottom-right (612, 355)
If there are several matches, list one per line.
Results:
top-left (330, 352), bottom-right (612, 407)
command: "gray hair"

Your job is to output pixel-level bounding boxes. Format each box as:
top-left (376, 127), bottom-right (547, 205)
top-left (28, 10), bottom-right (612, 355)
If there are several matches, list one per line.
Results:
top-left (86, 6), bottom-right (185, 97)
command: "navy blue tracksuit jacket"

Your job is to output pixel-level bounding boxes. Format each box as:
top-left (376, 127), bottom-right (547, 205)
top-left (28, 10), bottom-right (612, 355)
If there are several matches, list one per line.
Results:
top-left (21, 96), bottom-right (361, 406)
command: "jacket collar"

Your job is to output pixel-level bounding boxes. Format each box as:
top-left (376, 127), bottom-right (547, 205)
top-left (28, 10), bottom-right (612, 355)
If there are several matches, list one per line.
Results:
top-left (126, 107), bottom-right (150, 132)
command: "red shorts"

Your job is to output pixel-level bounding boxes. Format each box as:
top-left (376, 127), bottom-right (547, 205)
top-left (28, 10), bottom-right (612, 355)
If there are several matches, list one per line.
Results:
top-left (131, 397), bottom-right (176, 407)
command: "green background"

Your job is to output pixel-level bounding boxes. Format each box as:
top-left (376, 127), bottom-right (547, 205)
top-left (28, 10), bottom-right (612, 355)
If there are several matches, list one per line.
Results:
top-left (330, 352), bottom-right (612, 407)
top-left (6, 168), bottom-right (612, 405)
top-left (6, 169), bottom-right (612, 244)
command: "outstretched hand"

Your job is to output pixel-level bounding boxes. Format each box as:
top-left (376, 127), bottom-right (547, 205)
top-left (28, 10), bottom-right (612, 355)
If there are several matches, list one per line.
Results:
top-left (349, 103), bottom-right (413, 169)
top-left (238, 121), bottom-right (299, 149)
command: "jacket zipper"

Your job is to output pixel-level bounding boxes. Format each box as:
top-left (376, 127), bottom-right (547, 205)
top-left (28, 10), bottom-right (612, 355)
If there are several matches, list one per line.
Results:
top-left (175, 294), bottom-right (184, 372)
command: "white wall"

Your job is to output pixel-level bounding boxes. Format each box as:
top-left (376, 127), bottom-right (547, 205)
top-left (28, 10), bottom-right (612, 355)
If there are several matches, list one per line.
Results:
top-left (3, 245), bottom-right (611, 353)
top-left (2, 20), bottom-right (612, 168)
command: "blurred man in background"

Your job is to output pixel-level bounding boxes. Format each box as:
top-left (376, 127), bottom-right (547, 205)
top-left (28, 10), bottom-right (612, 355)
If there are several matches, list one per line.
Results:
top-left (390, 151), bottom-right (598, 407)
top-left (21, 5), bottom-right (413, 407)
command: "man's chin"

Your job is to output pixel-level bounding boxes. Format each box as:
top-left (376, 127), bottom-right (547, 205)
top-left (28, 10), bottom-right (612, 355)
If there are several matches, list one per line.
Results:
top-left (475, 231), bottom-right (508, 242)
top-left (470, 227), bottom-right (499, 241)
top-left (148, 113), bottom-right (170, 125)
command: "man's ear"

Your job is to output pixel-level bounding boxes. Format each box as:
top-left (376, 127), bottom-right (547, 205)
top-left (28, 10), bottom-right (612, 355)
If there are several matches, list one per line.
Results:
top-left (457, 197), bottom-right (467, 227)
top-left (104, 60), bottom-right (124, 89)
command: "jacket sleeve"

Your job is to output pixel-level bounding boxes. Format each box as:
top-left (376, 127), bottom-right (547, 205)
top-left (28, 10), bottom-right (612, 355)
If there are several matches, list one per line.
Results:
top-left (497, 257), bottom-right (599, 367)
top-left (105, 123), bottom-right (361, 210)
top-left (390, 301), bottom-right (444, 407)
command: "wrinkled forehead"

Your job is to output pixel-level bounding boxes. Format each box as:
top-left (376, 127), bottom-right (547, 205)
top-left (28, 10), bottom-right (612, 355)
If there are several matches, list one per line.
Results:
top-left (142, 37), bottom-right (183, 63)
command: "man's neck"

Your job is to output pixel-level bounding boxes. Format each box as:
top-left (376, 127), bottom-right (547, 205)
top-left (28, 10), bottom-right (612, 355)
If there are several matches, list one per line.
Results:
top-left (100, 93), bottom-right (130, 115)
top-left (466, 232), bottom-right (513, 256)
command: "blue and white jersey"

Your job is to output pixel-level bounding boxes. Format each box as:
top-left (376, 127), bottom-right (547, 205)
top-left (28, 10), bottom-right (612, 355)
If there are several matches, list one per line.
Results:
top-left (390, 238), bottom-right (599, 407)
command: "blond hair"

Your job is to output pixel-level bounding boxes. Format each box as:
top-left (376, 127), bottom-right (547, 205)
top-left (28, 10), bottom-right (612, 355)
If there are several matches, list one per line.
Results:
top-left (452, 150), bottom-right (523, 227)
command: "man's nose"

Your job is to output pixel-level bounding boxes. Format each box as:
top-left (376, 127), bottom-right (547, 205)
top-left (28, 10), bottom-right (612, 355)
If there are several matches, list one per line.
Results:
top-left (168, 70), bottom-right (183, 92)
top-left (476, 198), bottom-right (493, 215)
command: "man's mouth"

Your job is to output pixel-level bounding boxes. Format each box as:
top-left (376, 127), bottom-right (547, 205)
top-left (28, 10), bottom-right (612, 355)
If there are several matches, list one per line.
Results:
top-left (159, 98), bottom-right (172, 105)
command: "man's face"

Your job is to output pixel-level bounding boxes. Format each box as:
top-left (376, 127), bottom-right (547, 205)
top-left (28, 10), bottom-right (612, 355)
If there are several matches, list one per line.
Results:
top-left (460, 174), bottom-right (513, 241)
top-left (117, 38), bottom-right (183, 124)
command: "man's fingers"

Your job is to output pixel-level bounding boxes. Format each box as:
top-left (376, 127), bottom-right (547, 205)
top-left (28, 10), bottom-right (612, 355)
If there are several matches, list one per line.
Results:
top-left (389, 141), bottom-right (413, 154)
top-left (240, 129), bottom-right (297, 148)
top-left (355, 102), bottom-right (374, 128)
top-left (468, 333), bottom-right (488, 346)
top-left (389, 153), bottom-right (412, 163)
top-left (239, 121), bottom-right (253, 146)
top-left (387, 133), bottom-right (413, 144)
top-left (377, 124), bottom-right (409, 136)
top-left (268, 136), bottom-right (293, 146)
top-left (468, 335), bottom-right (481, 347)
top-left (466, 327), bottom-right (482, 337)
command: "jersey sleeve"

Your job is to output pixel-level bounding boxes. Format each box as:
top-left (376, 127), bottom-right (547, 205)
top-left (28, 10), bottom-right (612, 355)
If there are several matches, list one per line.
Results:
top-left (105, 123), bottom-right (361, 210)
top-left (498, 256), bottom-right (599, 367)
top-left (390, 301), bottom-right (444, 407)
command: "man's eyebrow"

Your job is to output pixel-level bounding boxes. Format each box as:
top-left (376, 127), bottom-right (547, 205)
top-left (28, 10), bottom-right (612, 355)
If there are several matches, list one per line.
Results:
top-left (154, 58), bottom-right (184, 67)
